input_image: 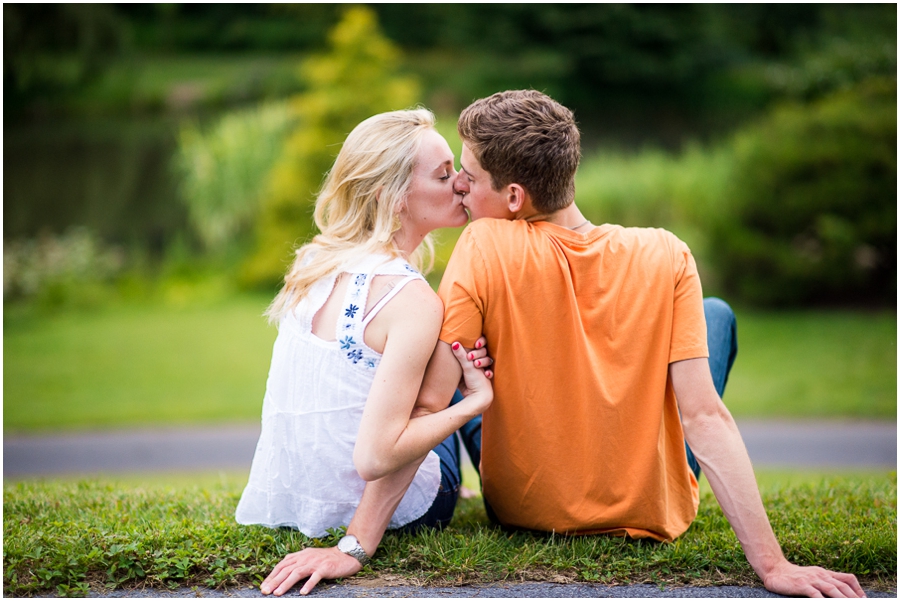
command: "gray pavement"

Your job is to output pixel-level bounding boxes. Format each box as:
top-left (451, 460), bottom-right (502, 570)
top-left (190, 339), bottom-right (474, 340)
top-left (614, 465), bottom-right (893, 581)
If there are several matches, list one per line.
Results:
top-left (89, 582), bottom-right (896, 598)
top-left (4, 419), bottom-right (896, 477)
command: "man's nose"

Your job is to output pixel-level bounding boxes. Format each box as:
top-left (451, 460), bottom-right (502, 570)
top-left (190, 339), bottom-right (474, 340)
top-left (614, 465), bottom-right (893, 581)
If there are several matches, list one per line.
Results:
top-left (453, 171), bottom-right (468, 195)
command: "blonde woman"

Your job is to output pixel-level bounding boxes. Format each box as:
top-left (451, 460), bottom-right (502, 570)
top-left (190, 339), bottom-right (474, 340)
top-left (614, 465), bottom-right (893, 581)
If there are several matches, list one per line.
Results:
top-left (235, 109), bottom-right (493, 596)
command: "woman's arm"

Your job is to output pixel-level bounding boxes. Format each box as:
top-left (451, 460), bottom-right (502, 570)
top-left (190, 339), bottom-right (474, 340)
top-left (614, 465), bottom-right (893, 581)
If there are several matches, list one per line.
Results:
top-left (352, 282), bottom-right (492, 481)
top-left (261, 458), bottom-right (425, 596)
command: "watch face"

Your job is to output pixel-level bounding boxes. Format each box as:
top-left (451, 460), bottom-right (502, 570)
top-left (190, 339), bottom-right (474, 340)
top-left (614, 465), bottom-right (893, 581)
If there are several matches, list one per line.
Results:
top-left (338, 536), bottom-right (354, 552)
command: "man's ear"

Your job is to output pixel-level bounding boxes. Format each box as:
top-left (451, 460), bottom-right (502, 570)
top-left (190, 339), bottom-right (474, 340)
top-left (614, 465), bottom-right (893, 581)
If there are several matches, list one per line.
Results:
top-left (506, 184), bottom-right (526, 213)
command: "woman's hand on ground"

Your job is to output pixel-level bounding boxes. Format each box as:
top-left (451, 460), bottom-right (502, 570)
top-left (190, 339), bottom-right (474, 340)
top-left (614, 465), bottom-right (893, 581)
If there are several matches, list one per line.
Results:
top-left (450, 341), bottom-right (493, 414)
top-left (762, 562), bottom-right (865, 598)
top-left (260, 546), bottom-right (362, 596)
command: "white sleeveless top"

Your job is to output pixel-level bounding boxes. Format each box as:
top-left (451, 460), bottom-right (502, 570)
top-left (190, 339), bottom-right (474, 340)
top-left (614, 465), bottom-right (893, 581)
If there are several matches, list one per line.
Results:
top-left (235, 254), bottom-right (442, 537)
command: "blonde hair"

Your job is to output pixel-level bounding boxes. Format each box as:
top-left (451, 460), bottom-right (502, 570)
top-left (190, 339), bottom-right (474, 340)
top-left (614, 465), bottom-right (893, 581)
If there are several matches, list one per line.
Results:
top-left (266, 108), bottom-right (436, 323)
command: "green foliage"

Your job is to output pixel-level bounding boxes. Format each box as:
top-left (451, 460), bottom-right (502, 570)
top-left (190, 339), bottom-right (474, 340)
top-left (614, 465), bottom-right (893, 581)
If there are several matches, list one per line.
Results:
top-left (240, 6), bottom-right (420, 288)
top-left (2, 228), bottom-right (125, 309)
top-left (175, 102), bottom-right (294, 251)
top-left (575, 143), bottom-right (732, 276)
top-left (756, 5), bottom-right (896, 101)
top-left (711, 78), bottom-right (896, 306)
top-left (121, 4), bottom-right (341, 53)
top-left (575, 76), bottom-right (896, 308)
top-left (3, 4), bottom-right (129, 108)
top-left (3, 473), bottom-right (896, 596)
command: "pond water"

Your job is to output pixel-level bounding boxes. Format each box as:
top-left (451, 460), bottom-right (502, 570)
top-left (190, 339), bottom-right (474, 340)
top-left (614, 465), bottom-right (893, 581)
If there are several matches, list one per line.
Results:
top-left (4, 116), bottom-right (190, 255)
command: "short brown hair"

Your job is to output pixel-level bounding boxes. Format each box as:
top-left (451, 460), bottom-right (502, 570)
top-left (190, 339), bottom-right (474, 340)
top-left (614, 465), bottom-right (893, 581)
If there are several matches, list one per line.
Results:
top-left (457, 90), bottom-right (581, 213)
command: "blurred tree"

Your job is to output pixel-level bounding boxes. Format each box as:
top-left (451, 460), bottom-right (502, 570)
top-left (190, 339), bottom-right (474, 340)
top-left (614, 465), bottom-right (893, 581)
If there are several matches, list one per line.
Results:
top-left (175, 102), bottom-right (294, 252)
top-left (118, 4), bottom-right (340, 52)
top-left (4, 4), bottom-right (130, 113)
top-left (239, 5), bottom-right (420, 288)
top-left (373, 4), bottom-right (895, 146)
top-left (710, 77), bottom-right (896, 307)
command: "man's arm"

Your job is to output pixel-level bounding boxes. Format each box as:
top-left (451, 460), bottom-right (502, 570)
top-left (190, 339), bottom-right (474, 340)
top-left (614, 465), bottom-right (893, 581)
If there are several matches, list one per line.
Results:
top-left (414, 340), bottom-right (465, 415)
top-left (670, 358), bottom-right (866, 598)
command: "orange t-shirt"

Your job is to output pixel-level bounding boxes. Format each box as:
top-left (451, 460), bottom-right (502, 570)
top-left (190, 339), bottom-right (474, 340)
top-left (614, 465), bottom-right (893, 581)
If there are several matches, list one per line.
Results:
top-left (438, 219), bottom-right (708, 542)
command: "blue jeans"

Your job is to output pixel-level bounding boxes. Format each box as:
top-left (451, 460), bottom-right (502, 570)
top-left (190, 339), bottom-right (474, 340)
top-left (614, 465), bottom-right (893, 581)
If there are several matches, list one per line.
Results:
top-left (398, 431), bottom-right (461, 533)
top-left (453, 297), bottom-right (738, 496)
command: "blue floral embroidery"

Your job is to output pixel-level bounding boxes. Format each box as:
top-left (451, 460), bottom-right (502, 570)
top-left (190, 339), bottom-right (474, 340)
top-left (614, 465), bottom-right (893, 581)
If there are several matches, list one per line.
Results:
top-left (339, 336), bottom-right (355, 350)
top-left (343, 323), bottom-right (353, 330)
top-left (347, 349), bottom-right (363, 364)
top-left (354, 274), bottom-right (367, 286)
top-left (403, 263), bottom-right (418, 274)
top-left (344, 304), bottom-right (359, 318)
top-left (365, 359), bottom-right (376, 369)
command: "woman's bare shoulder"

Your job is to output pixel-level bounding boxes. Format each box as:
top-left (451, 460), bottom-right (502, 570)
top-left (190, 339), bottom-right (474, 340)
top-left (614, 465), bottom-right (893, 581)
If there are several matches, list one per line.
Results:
top-left (385, 278), bottom-right (442, 319)
top-left (363, 277), bottom-right (441, 353)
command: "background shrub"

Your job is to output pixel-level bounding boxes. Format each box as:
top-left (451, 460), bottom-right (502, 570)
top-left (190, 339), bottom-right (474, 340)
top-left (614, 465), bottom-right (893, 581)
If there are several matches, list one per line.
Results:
top-left (175, 102), bottom-right (293, 252)
top-left (3, 227), bottom-right (125, 308)
top-left (238, 6), bottom-right (420, 288)
top-left (710, 77), bottom-right (896, 306)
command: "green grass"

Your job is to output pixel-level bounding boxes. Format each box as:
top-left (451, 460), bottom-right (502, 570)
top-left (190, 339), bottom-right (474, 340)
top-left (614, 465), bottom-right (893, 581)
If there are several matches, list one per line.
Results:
top-left (3, 471), bottom-right (895, 597)
top-left (3, 294), bottom-right (277, 432)
top-left (3, 298), bottom-right (894, 432)
top-left (725, 309), bottom-right (896, 419)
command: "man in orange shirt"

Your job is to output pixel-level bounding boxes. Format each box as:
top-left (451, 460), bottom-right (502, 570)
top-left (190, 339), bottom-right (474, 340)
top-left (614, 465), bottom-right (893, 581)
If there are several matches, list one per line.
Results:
top-left (419, 90), bottom-right (863, 598)
top-left (261, 90), bottom-right (866, 598)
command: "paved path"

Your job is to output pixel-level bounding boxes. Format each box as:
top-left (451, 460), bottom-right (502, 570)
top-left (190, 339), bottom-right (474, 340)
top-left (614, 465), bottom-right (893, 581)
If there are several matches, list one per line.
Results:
top-left (92, 582), bottom-right (896, 598)
top-left (4, 419), bottom-right (895, 477)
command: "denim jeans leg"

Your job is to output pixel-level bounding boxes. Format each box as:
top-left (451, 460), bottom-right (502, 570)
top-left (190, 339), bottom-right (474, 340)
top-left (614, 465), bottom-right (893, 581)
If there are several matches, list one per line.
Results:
top-left (450, 389), bottom-right (483, 474)
top-left (399, 430), bottom-right (461, 533)
top-left (704, 297), bottom-right (739, 397)
top-left (447, 390), bottom-right (501, 521)
top-left (685, 297), bottom-right (739, 478)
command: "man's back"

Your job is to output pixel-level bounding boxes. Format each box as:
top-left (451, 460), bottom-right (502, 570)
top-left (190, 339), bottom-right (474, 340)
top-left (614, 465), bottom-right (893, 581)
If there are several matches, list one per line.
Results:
top-left (438, 218), bottom-right (708, 540)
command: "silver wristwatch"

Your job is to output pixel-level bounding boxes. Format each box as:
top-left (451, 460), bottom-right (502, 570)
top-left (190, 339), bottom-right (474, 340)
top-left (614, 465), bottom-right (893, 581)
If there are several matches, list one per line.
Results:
top-left (337, 534), bottom-right (370, 566)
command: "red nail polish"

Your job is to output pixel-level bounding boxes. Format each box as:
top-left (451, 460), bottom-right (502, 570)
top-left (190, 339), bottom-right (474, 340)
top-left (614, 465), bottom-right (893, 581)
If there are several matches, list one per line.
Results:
top-left (475, 360), bottom-right (481, 367)
top-left (452, 342), bottom-right (460, 350)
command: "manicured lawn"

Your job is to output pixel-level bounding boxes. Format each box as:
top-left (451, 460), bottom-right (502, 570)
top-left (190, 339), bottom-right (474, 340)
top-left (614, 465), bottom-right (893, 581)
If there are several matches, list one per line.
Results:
top-left (725, 309), bottom-right (896, 419)
top-left (3, 299), bottom-right (895, 432)
top-left (3, 470), bottom-right (895, 597)
top-left (3, 295), bottom-right (277, 432)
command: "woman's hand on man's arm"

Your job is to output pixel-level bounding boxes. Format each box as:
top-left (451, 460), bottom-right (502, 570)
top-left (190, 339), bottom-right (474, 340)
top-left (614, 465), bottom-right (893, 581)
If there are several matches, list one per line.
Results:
top-left (410, 335), bottom-right (492, 418)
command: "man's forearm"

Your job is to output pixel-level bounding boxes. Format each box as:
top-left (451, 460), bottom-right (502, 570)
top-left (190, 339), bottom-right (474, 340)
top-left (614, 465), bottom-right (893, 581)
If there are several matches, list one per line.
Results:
top-left (683, 408), bottom-right (786, 578)
top-left (347, 457), bottom-right (425, 558)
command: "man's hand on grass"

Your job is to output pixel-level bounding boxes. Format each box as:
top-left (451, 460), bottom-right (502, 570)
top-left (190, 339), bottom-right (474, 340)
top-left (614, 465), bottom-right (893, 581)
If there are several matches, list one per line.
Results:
top-left (763, 561), bottom-right (866, 598)
top-left (260, 546), bottom-right (361, 596)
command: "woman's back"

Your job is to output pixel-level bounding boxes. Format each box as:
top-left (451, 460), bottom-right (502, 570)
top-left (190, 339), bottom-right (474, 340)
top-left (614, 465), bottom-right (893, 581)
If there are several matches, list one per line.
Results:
top-left (235, 254), bottom-right (442, 537)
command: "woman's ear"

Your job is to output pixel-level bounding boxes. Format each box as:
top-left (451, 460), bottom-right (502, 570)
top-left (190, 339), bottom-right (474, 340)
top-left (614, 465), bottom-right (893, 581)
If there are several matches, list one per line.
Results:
top-left (375, 185), bottom-right (383, 203)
